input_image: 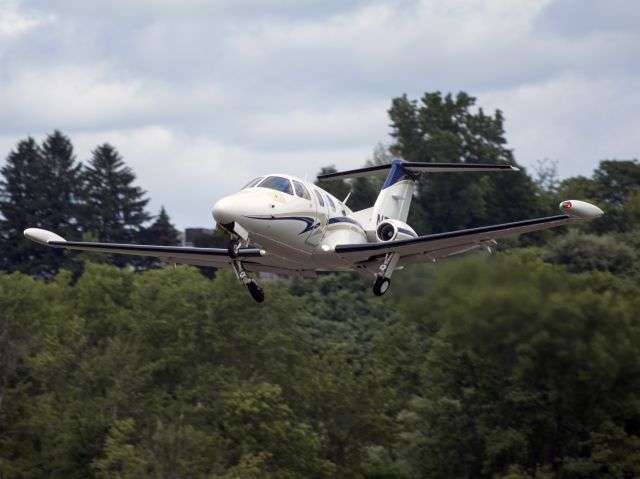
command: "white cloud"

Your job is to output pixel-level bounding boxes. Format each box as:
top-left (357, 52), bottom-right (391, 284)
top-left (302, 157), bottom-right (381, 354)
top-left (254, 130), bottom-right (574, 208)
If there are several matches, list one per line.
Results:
top-left (0, 0), bottom-right (54, 36)
top-left (0, 65), bottom-right (159, 130)
top-left (481, 73), bottom-right (640, 177)
top-left (66, 126), bottom-right (372, 229)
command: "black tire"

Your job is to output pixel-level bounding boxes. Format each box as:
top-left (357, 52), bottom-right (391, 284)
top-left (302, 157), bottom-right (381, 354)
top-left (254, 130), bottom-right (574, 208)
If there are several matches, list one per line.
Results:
top-left (228, 240), bottom-right (240, 258)
top-left (247, 281), bottom-right (265, 303)
top-left (373, 276), bottom-right (391, 296)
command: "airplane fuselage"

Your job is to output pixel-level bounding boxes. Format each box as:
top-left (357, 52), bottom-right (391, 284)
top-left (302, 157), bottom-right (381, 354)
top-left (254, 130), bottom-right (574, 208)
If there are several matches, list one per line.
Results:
top-left (212, 174), bottom-right (374, 270)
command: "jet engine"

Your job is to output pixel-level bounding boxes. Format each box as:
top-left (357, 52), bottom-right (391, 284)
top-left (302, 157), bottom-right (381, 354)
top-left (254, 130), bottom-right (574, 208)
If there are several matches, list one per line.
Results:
top-left (375, 219), bottom-right (417, 242)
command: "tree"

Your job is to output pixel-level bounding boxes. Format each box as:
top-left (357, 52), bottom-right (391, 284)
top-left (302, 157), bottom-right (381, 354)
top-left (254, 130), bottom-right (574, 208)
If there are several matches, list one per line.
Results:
top-left (392, 252), bottom-right (640, 477)
top-left (0, 132), bottom-right (83, 275)
top-left (388, 92), bottom-right (542, 234)
top-left (80, 144), bottom-right (151, 265)
top-left (557, 159), bottom-right (640, 233)
top-left (136, 207), bottom-right (181, 270)
top-left (139, 207), bottom-right (180, 247)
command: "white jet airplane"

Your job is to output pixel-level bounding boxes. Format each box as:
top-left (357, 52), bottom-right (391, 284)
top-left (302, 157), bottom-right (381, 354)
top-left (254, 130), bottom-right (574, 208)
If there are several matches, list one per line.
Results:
top-left (25, 160), bottom-right (603, 302)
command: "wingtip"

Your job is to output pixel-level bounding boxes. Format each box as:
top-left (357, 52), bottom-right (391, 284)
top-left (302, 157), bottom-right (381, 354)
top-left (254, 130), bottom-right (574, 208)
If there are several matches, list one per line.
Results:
top-left (23, 228), bottom-right (67, 245)
top-left (559, 200), bottom-right (604, 219)
top-left (510, 166), bottom-right (520, 171)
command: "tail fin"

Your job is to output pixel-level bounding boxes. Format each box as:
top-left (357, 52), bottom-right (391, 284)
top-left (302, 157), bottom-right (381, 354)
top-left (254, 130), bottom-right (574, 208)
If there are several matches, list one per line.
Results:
top-left (318, 159), bottom-right (519, 223)
top-left (373, 159), bottom-right (418, 222)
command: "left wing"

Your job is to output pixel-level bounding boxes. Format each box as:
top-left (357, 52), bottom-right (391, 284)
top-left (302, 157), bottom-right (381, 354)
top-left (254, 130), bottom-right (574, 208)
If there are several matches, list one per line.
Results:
top-left (23, 228), bottom-right (315, 276)
top-left (335, 200), bottom-right (603, 266)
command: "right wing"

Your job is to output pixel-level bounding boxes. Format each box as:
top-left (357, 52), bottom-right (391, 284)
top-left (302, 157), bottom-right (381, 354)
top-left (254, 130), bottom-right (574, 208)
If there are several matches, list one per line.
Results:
top-left (334, 200), bottom-right (604, 266)
top-left (23, 228), bottom-right (315, 276)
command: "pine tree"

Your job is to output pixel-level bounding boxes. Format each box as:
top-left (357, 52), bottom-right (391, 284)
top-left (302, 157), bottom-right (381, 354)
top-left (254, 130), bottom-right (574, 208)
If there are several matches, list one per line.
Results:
top-left (137, 206), bottom-right (181, 270)
top-left (81, 144), bottom-right (151, 266)
top-left (0, 133), bottom-right (82, 275)
top-left (140, 206), bottom-right (181, 246)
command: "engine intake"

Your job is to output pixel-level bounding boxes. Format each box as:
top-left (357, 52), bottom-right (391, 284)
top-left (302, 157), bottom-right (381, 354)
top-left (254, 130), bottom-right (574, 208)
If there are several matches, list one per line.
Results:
top-left (376, 221), bottom-right (398, 242)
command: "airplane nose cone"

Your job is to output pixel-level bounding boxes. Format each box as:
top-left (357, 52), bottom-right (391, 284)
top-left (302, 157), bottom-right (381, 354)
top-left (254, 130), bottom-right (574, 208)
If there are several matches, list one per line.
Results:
top-left (212, 196), bottom-right (241, 225)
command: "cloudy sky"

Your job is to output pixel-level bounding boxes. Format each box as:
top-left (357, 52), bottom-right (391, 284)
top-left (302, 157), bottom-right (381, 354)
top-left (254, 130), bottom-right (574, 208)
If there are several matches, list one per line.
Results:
top-left (1, 0), bottom-right (638, 229)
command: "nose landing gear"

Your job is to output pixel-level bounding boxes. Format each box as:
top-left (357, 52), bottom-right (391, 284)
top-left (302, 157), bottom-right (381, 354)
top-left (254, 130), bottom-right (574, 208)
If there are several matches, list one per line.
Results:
top-left (247, 281), bottom-right (265, 303)
top-left (228, 239), bottom-right (241, 258)
top-left (231, 254), bottom-right (265, 304)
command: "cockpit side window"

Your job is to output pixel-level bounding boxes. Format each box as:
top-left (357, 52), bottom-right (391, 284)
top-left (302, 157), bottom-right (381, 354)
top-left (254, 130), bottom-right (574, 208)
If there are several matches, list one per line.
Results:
top-left (241, 177), bottom-right (263, 189)
top-left (292, 180), bottom-right (311, 200)
top-left (325, 194), bottom-right (336, 211)
top-left (257, 176), bottom-right (293, 196)
top-left (314, 190), bottom-right (325, 206)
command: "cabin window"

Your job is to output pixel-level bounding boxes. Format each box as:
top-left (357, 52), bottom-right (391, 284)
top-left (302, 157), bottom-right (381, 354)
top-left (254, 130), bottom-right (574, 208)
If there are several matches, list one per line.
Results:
top-left (325, 194), bottom-right (336, 210)
top-left (292, 180), bottom-right (311, 200)
top-left (241, 177), bottom-right (263, 189)
top-left (258, 176), bottom-right (293, 196)
top-left (314, 190), bottom-right (325, 207)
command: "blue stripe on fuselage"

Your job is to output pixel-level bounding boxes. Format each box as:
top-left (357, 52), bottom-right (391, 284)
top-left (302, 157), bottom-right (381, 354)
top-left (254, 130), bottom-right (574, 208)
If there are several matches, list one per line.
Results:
top-left (246, 216), bottom-right (320, 234)
top-left (327, 216), bottom-right (364, 230)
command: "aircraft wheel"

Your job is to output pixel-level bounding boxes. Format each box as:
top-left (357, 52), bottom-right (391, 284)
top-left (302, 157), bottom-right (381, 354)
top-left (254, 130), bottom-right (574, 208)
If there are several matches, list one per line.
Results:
top-left (247, 281), bottom-right (265, 303)
top-left (228, 239), bottom-right (241, 258)
top-left (373, 276), bottom-right (391, 296)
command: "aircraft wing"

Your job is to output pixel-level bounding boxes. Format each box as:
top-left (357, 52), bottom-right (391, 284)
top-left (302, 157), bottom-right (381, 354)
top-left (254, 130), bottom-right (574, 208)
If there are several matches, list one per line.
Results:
top-left (335, 200), bottom-right (603, 266)
top-left (335, 214), bottom-right (575, 266)
top-left (22, 228), bottom-right (315, 276)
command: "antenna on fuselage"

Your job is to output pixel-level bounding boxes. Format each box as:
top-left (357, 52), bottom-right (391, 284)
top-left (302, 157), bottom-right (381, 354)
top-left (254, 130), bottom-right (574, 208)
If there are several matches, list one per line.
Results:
top-left (343, 191), bottom-right (352, 205)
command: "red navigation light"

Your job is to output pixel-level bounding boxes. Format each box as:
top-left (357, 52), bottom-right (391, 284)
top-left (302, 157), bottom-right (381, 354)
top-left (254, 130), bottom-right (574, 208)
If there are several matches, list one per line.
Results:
top-left (563, 201), bottom-right (572, 209)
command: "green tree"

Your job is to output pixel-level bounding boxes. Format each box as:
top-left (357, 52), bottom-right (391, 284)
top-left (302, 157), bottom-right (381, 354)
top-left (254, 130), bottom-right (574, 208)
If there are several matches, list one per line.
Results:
top-left (136, 206), bottom-right (181, 270)
top-left (388, 92), bottom-right (542, 234)
top-left (81, 144), bottom-right (151, 265)
top-left (139, 207), bottom-right (180, 247)
top-left (0, 133), bottom-right (83, 275)
top-left (557, 159), bottom-right (640, 233)
top-left (392, 252), bottom-right (640, 478)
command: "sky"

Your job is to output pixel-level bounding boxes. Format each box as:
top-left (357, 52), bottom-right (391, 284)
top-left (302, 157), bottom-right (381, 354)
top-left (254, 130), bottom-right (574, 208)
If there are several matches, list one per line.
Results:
top-left (1, 0), bottom-right (638, 229)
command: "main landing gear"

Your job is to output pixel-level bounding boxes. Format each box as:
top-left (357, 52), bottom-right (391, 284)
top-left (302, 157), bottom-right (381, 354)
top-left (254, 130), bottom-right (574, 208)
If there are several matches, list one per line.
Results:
top-left (372, 252), bottom-right (400, 296)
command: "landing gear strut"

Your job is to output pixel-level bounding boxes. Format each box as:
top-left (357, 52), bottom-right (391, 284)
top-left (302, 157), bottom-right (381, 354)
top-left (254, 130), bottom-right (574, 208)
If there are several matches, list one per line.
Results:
top-left (232, 258), bottom-right (265, 303)
top-left (228, 239), bottom-right (241, 258)
top-left (372, 252), bottom-right (400, 296)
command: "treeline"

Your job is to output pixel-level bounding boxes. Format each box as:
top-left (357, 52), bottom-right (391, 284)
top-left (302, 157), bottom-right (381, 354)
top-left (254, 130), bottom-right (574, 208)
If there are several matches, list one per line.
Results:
top-left (1, 254), bottom-right (638, 478)
top-left (1, 91), bottom-right (640, 478)
top-left (0, 131), bottom-right (181, 276)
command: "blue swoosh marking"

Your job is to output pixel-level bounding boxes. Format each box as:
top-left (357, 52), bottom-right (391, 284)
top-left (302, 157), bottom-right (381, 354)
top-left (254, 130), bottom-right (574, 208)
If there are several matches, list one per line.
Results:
top-left (327, 216), bottom-right (364, 230)
top-left (246, 216), bottom-right (320, 234)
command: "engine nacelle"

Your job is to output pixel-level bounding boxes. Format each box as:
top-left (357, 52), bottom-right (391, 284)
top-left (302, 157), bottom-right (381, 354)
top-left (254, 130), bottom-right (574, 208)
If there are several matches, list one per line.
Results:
top-left (375, 219), bottom-right (417, 242)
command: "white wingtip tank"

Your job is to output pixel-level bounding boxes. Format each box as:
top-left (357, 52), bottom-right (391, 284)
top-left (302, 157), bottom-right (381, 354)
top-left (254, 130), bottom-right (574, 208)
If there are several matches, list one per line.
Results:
top-left (23, 228), bottom-right (66, 245)
top-left (559, 200), bottom-right (604, 219)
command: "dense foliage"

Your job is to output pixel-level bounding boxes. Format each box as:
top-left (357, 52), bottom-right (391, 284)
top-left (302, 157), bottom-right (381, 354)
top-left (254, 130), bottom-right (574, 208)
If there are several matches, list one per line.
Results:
top-left (1, 91), bottom-right (639, 477)
top-left (1, 253), bottom-right (638, 478)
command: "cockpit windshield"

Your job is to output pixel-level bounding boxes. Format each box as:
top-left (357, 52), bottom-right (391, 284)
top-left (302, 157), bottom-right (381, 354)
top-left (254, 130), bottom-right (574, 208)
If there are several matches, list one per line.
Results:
top-left (257, 176), bottom-right (293, 196)
top-left (241, 177), bottom-right (263, 189)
